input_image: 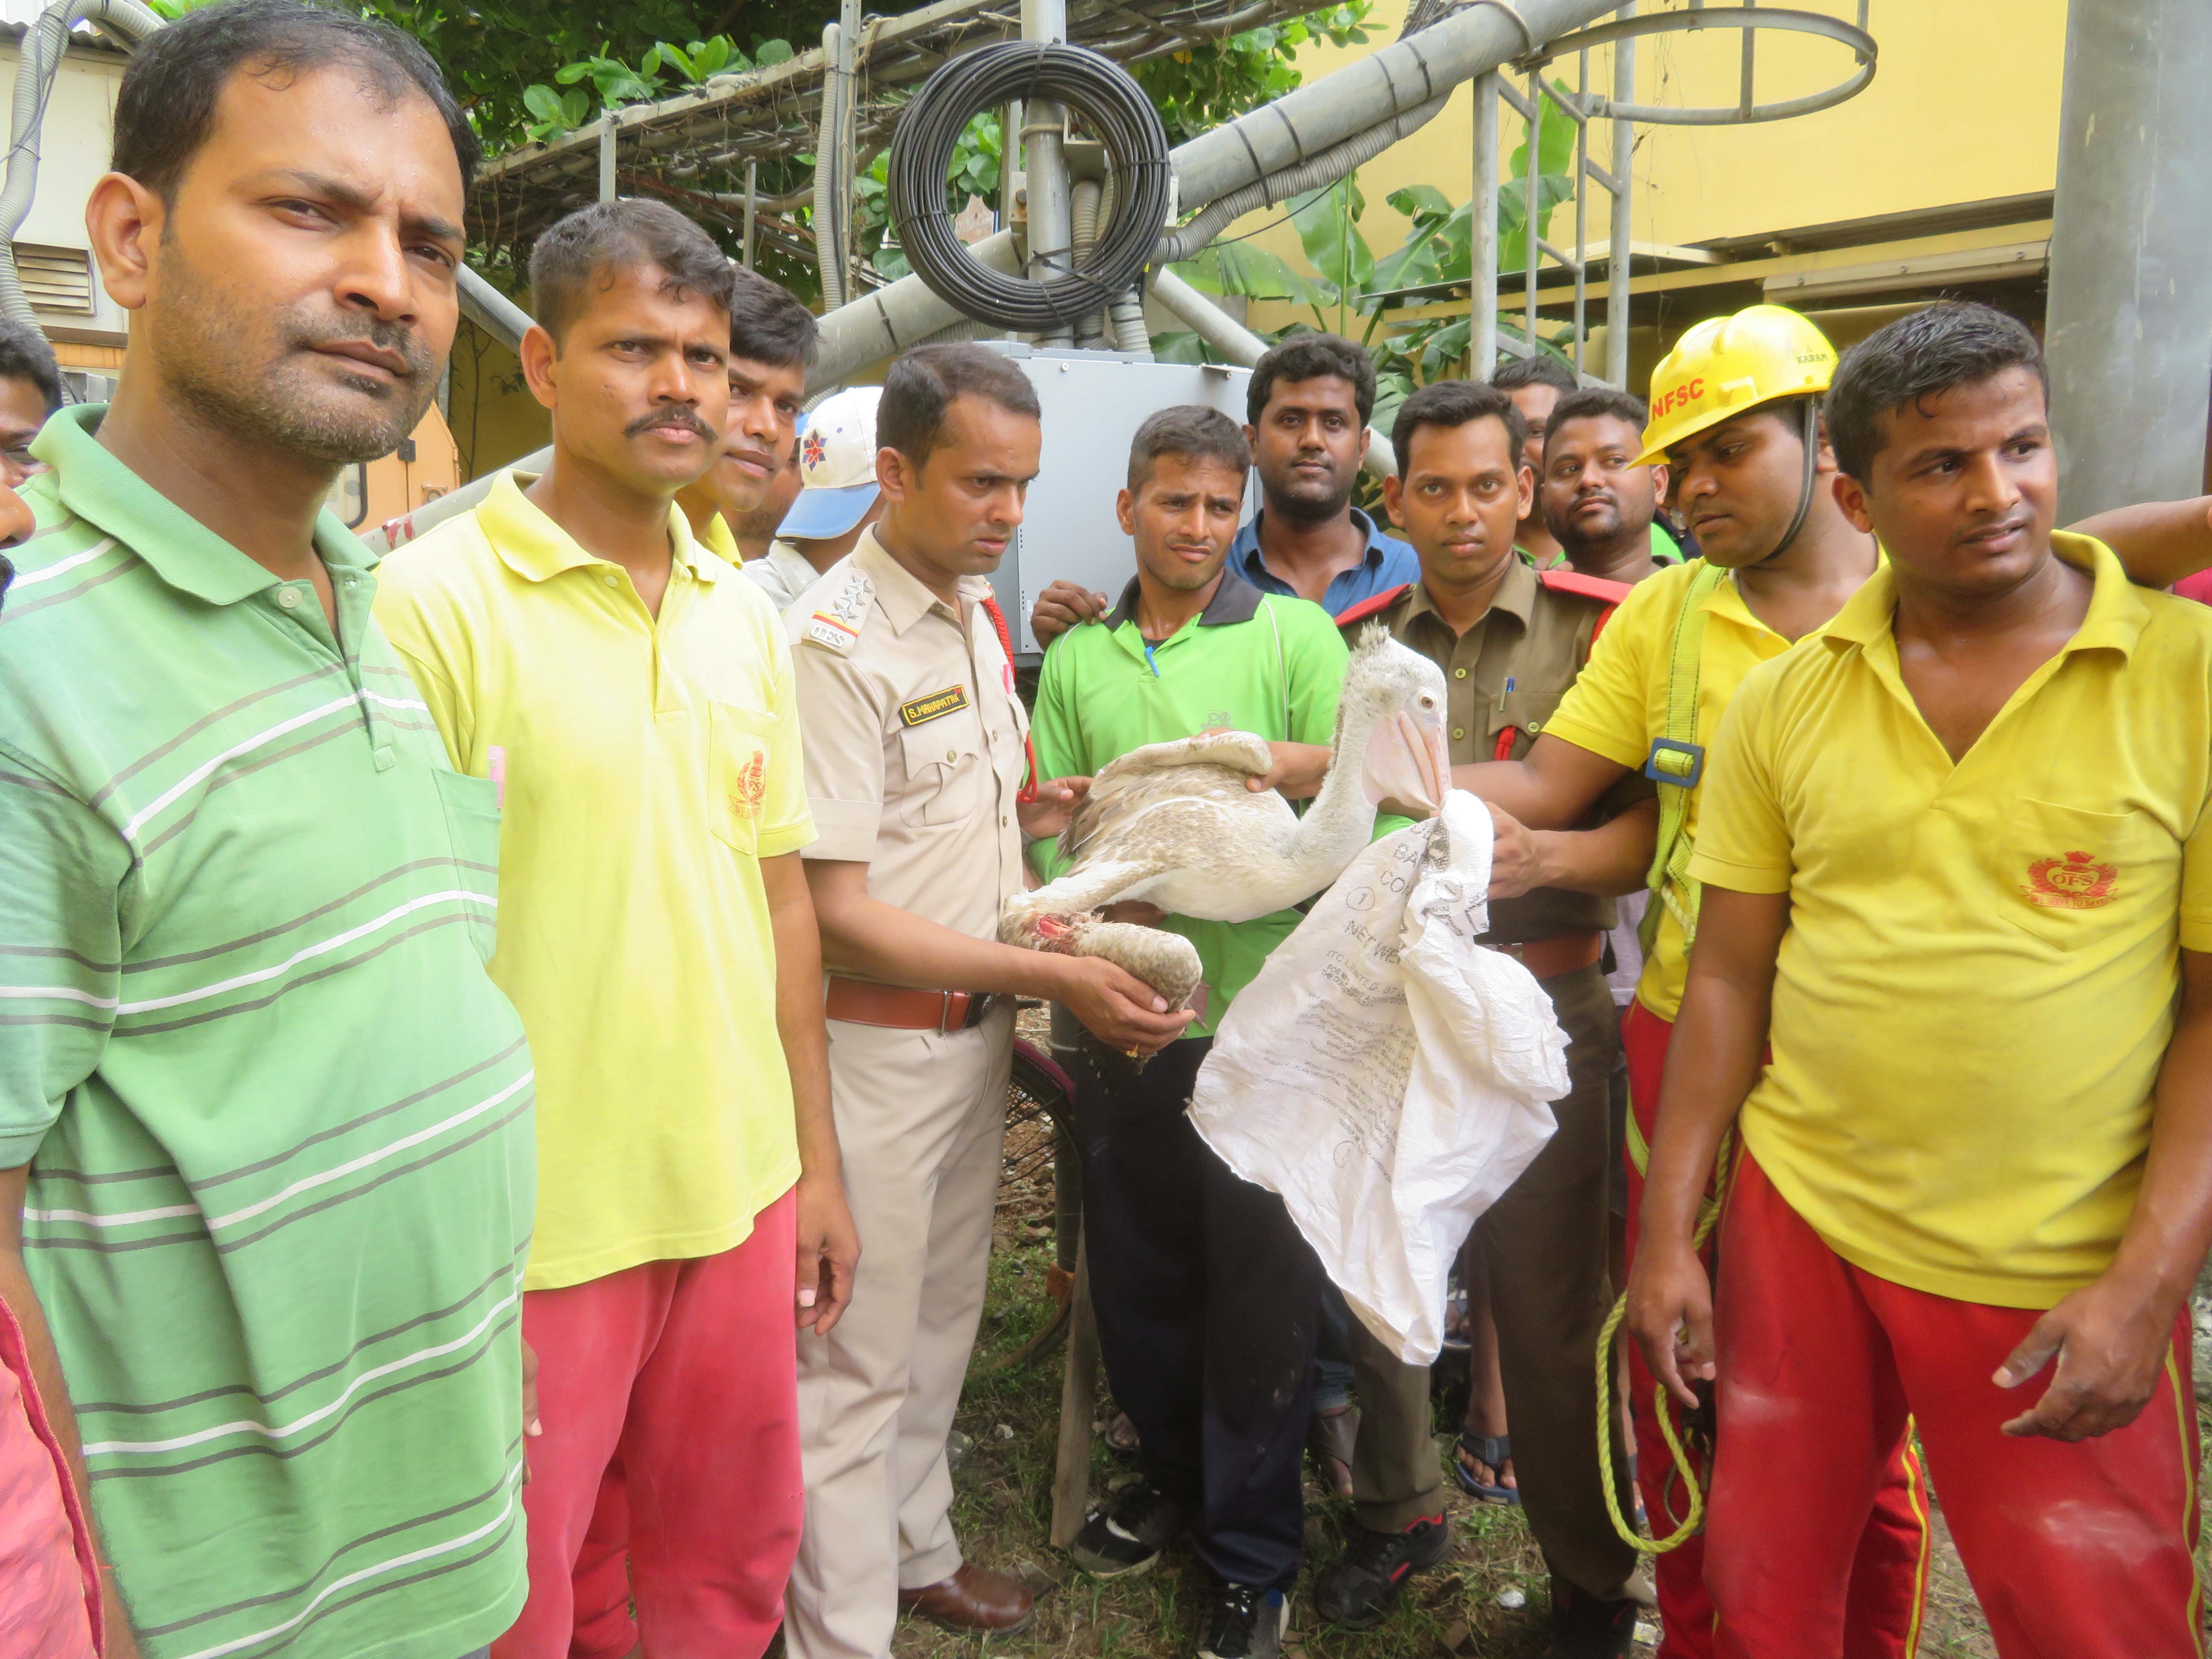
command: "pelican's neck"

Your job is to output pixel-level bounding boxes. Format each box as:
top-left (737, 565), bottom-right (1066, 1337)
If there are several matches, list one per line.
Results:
top-left (1291, 689), bottom-right (1385, 866)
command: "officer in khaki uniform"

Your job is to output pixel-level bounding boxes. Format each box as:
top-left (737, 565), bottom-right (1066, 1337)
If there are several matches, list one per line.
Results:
top-left (1314, 379), bottom-right (1655, 1659)
top-left (785, 343), bottom-right (1191, 1659)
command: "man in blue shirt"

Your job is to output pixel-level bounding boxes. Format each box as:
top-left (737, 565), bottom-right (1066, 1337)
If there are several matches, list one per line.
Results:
top-left (1030, 334), bottom-right (1415, 640)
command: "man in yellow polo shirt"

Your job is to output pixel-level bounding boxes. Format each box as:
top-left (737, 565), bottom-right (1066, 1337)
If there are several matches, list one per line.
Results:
top-left (376, 200), bottom-right (858, 1659)
top-left (1463, 303), bottom-right (2212, 1659)
top-left (1627, 301), bottom-right (2212, 1657)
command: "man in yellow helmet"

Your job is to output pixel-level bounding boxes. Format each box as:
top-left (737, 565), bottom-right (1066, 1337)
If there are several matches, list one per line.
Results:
top-left (1459, 302), bottom-right (2212, 1658)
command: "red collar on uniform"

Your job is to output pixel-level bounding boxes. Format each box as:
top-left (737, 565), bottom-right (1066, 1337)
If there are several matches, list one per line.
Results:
top-left (1536, 567), bottom-right (1633, 605)
top-left (1333, 582), bottom-right (1412, 629)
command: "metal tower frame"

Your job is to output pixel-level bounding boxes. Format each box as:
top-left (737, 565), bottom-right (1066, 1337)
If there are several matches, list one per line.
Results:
top-left (1470, 1), bottom-right (1876, 389)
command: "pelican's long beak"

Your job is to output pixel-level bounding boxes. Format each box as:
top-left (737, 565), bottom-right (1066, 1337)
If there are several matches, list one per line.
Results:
top-left (1361, 707), bottom-right (1450, 818)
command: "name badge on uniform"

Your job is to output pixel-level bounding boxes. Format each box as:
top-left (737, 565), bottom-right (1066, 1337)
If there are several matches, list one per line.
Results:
top-left (899, 685), bottom-right (970, 728)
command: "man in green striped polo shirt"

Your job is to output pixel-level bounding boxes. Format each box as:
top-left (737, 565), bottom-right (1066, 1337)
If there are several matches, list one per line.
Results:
top-left (0, 6), bottom-right (532, 1656)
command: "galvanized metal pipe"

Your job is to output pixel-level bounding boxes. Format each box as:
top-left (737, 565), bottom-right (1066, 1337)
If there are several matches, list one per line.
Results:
top-left (1470, 70), bottom-right (1500, 377)
top-left (1605, 4), bottom-right (1634, 391)
top-left (1151, 93), bottom-right (1449, 266)
top-left (1150, 265), bottom-right (1395, 479)
top-left (1021, 0), bottom-right (1075, 347)
top-left (743, 160), bottom-right (758, 268)
top-left (458, 267), bottom-right (533, 353)
top-left (815, 22), bottom-right (848, 310)
top-left (2045, 0), bottom-right (2212, 518)
top-left (810, 228), bottom-right (1026, 391)
top-left (1168, 0), bottom-right (1620, 212)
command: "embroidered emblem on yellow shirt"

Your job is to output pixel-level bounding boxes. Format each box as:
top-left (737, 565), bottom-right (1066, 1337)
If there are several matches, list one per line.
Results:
top-left (899, 685), bottom-right (970, 727)
top-left (2022, 849), bottom-right (2118, 910)
top-left (727, 750), bottom-right (767, 821)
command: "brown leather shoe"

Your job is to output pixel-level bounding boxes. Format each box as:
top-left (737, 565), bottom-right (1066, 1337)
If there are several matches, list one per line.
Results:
top-left (899, 1564), bottom-right (1036, 1635)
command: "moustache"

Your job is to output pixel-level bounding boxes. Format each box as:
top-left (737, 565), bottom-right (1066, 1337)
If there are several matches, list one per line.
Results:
top-left (288, 318), bottom-right (431, 382)
top-left (626, 407), bottom-right (715, 441)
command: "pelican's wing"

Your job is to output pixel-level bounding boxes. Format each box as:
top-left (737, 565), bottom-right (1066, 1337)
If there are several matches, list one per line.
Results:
top-left (1091, 730), bottom-right (1276, 786)
top-left (1058, 759), bottom-right (1278, 866)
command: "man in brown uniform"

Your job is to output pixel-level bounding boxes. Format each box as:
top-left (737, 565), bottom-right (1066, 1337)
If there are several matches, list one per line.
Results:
top-left (785, 342), bottom-right (1192, 1659)
top-left (1318, 380), bottom-right (1657, 1659)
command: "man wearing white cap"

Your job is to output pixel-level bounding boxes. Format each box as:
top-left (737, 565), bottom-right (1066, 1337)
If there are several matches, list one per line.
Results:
top-left (746, 385), bottom-right (886, 610)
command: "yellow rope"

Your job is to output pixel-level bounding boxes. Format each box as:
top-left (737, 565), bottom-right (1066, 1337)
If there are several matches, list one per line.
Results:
top-left (1596, 1135), bottom-right (1734, 1554)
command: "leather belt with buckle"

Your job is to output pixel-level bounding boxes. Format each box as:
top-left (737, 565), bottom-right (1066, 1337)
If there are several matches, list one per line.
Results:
top-left (824, 977), bottom-right (1004, 1033)
top-left (1491, 930), bottom-right (1605, 980)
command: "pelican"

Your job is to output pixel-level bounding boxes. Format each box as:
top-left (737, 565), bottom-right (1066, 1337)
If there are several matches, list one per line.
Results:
top-left (1002, 624), bottom-right (1451, 1004)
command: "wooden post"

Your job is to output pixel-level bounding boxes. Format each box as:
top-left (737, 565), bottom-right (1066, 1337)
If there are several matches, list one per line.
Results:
top-left (1049, 1229), bottom-right (1100, 1546)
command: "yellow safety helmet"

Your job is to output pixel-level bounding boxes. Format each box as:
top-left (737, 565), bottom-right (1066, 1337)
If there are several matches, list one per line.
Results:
top-left (1634, 304), bottom-right (1838, 466)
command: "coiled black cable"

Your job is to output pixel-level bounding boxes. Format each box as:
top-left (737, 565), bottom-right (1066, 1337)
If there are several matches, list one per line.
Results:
top-left (887, 40), bottom-right (1170, 331)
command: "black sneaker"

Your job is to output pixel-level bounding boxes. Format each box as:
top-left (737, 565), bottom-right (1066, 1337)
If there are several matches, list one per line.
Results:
top-left (1545, 1578), bottom-right (1639, 1658)
top-left (1197, 1583), bottom-right (1287, 1659)
top-left (1069, 1481), bottom-right (1190, 1578)
top-left (1313, 1515), bottom-right (1452, 1629)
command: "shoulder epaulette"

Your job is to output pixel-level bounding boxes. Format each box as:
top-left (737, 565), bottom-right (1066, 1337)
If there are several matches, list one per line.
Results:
top-left (1333, 582), bottom-right (1412, 630)
top-left (1540, 567), bottom-right (1634, 645)
top-left (801, 567), bottom-right (875, 654)
top-left (1537, 568), bottom-right (1635, 606)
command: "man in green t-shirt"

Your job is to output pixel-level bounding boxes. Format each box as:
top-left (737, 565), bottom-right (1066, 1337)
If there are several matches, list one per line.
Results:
top-left (0, 7), bottom-right (533, 1656)
top-left (1028, 406), bottom-right (1348, 1659)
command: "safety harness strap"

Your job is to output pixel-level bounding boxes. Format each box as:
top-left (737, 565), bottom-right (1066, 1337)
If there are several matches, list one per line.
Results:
top-left (1638, 559), bottom-right (1731, 959)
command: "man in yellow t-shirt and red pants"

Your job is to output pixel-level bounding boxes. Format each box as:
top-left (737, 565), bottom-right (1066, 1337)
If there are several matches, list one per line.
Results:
top-left (378, 204), bottom-right (859, 1658)
top-left (1469, 307), bottom-right (1932, 1655)
top-left (1464, 301), bottom-right (2212, 1657)
top-left (1628, 301), bottom-right (2212, 1655)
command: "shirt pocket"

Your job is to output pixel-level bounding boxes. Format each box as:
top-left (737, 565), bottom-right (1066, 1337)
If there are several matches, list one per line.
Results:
top-left (709, 701), bottom-right (776, 856)
top-left (1485, 688), bottom-right (1563, 763)
top-left (432, 768), bottom-right (502, 963)
top-left (1999, 797), bottom-right (2163, 949)
top-left (897, 719), bottom-right (986, 828)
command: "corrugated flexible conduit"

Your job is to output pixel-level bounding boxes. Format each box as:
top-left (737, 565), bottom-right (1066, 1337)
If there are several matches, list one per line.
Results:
top-left (0, 0), bottom-right (162, 328)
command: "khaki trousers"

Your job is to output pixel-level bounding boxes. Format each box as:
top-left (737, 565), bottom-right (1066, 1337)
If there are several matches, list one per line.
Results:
top-left (1348, 963), bottom-right (1639, 1601)
top-left (786, 1007), bottom-right (1013, 1659)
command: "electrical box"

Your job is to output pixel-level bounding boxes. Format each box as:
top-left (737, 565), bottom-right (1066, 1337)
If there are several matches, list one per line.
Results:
top-left (977, 342), bottom-right (1254, 658)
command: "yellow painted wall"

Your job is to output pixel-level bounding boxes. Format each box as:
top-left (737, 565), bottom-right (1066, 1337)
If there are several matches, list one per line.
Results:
top-left (1237, 0), bottom-right (2066, 306)
top-left (446, 317), bottom-right (548, 480)
top-left (360, 407), bottom-right (463, 535)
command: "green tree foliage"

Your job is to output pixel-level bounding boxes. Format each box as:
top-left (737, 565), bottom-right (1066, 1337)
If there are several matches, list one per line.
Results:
top-left (343, 0), bottom-right (1372, 168)
top-left (352, 0), bottom-right (816, 153)
top-left (388, 0), bottom-right (1376, 304)
top-left (1132, 4), bottom-right (1372, 145)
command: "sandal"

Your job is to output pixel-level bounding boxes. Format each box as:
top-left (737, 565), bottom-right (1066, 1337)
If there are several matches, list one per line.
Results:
top-left (1452, 1431), bottom-right (1520, 1506)
top-left (1306, 1403), bottom-right (1359, 1499)
top-left (1105, 1412), bottom-right (1141, 1457)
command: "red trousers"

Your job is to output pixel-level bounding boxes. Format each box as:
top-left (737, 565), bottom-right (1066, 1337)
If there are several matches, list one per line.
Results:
top-left (493, 1188), bottom-right (802, 1659)
top-left (1710, 1149), bottom-right (2203, 1659)
top-left (1621, 1004), bottom-right (1928, 1659)
top-left (0, 1297), bottom-right (98, 1659)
